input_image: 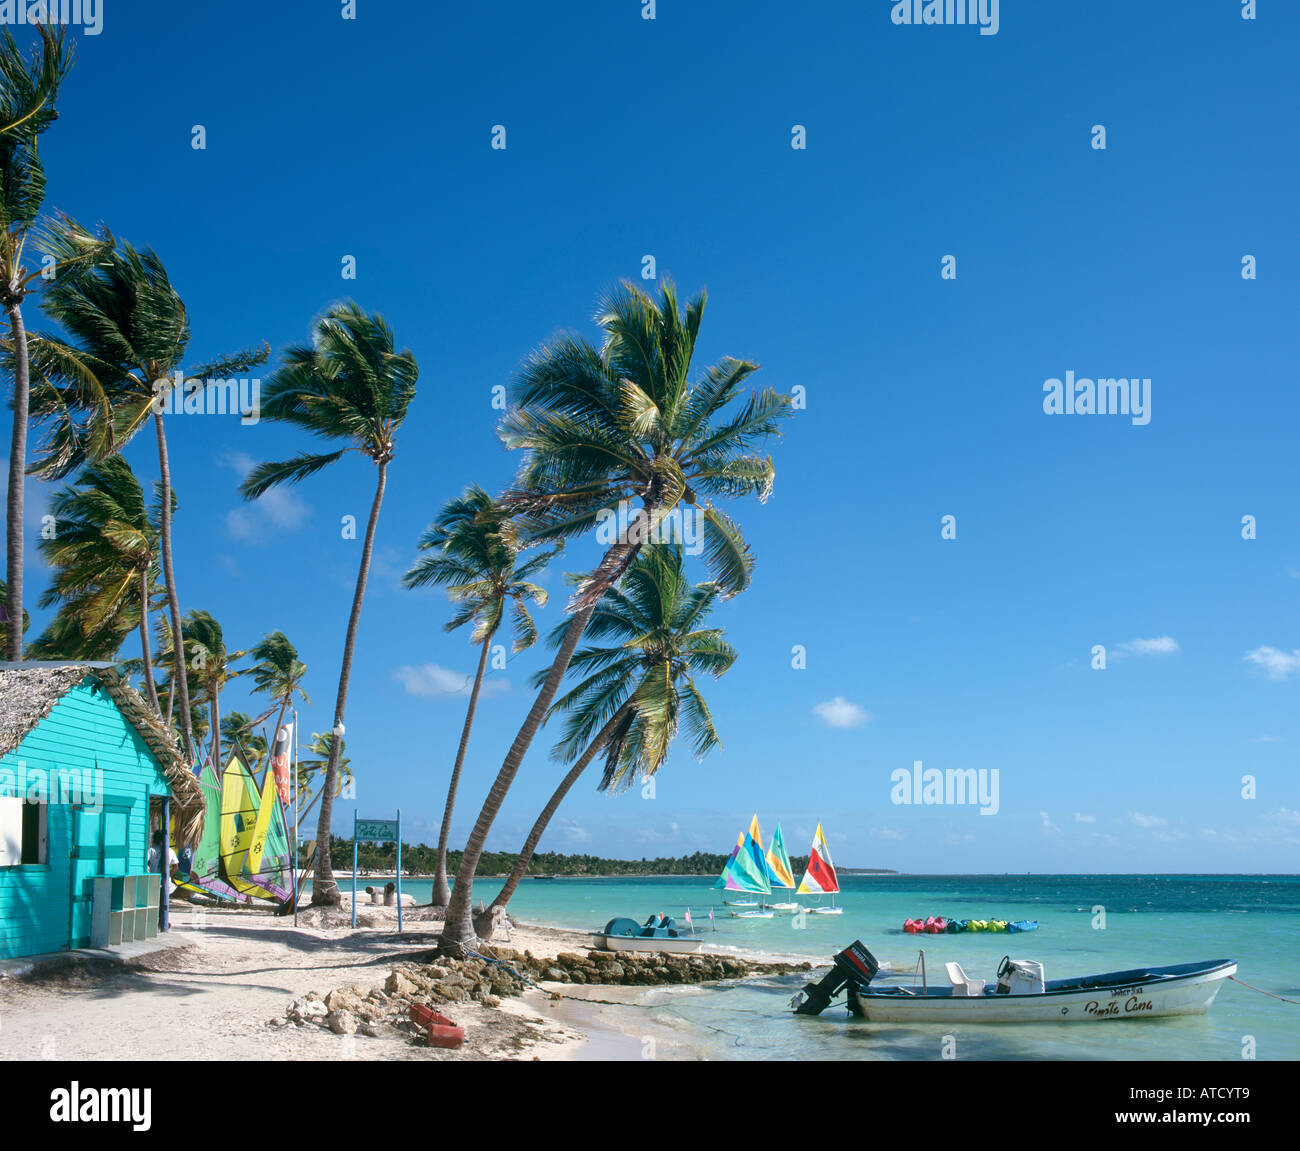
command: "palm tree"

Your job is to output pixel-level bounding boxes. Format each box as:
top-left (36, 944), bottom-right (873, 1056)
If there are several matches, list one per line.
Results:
top-left (487, 546), bottom-right (735, 919)
top-left (24, 239), bottom-right (267, 761)
top-left (248, 629), bottom-right (309, 788)
top-left (1, 26), bottom-right (111, 662)
top-left (403, 485), bottom-right (556, 906)
top-left (176, 610), bottom-right (246, 771)
top-left (221, 711), bottom-right (268, 772)
top-left (293, 732), bottom-right (354, 870)
top-left (240, 302), bottom-right (418, 906)
top-left (0, 576), bottom-right (27, 642)
top-left (439, 279), bottom-right (791, 954)
top-left (28, 454), bottom-right (167, 710)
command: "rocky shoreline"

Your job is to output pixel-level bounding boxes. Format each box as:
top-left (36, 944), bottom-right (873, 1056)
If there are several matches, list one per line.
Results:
top-left (281, 946), bottom-right (813, 1042)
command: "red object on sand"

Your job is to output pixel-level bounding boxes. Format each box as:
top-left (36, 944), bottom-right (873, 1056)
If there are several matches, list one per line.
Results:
top-left (409, 1003), bottom-right (465, 1049)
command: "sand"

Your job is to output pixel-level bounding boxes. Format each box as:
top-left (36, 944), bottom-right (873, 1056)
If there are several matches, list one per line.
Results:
top-left (0, 902), bottom-right (631, 1061)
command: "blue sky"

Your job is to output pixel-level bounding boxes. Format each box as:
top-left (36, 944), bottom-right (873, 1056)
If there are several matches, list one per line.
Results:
top-left (4, 1), bottom-right (1298, 871)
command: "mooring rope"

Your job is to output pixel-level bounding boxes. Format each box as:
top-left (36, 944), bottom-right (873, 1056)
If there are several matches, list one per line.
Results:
top-left (1228, 975), bottom-right (1300, 1005)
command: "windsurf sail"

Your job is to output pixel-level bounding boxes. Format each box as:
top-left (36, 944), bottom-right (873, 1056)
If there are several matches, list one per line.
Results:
top-left (219, 754), bottom-right (292, 902)
top-left (269, 722), bottom-right (292, 806)
top-left (766, 823), bottom-right (796, 889)
top-left (171, 761), bottom-right (239, 902)
top-left (796, 822), bottom-right (840, 895)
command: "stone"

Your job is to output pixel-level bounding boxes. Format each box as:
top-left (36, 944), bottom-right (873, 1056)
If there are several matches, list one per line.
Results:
top-left (481, 994), bottom-right (501, 1008)
top-left (327, 1009), bottom-right (358, 1036)
top-left (359, 1022), bottom-right (383, 1038)
top-left (385, 971), bottom-right (418, 997)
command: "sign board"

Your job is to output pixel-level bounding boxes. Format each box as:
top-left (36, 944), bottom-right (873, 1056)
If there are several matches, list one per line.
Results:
top-left (355, 819), bottom-right (398, 842)
top-left (352, 810), bottom-right (403, 933)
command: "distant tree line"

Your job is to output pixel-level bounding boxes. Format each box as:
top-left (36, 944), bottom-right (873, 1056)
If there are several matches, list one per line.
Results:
top-left (315, 836), bottom-right (813, 878)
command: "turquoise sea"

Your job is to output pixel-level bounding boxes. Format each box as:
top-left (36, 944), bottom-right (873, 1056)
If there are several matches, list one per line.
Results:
top-left (350, 873), bottom-right (1300, 1061)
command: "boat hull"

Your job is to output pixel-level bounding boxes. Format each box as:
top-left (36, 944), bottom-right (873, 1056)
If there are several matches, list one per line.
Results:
top-left (593, 933), bottom-right (703, 955)
top-left (846, 960), bottom-right (1236, 1023)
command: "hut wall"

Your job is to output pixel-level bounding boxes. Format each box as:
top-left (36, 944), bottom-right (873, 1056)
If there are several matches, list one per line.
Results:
top-left (0, 681), bottom-right (173, 959)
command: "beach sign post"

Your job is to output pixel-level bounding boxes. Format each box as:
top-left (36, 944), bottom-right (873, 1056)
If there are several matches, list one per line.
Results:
top-left (352, 810), bottom-right (403, 932)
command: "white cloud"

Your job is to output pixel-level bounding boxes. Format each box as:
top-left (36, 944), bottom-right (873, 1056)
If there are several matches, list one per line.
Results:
top-left (1263, 808), bottom-right (1300, 827)
top-left (869, 826), bottom-right (903, 841)
top-left (1039, 812), bottom-right (1063, 840)
top-left (393, 663), bottom-right (510, 699)
top-left (1116, 635), bottom-right (1179, 658)
top-left (219, 449), bottom-right (309, 540)
top-left (944, 832), bottom-right (974, 844)
top-left (813, 697), bottom-right (872, 728)
top-left (1128, 812), bottom-right (1167, 829)
top-left (1254, 734), bottom-right (1283, 743)
top-left (1073, 812), bottom-right (1095, 823)
top-left (1244, 646), bottom-right (1300, 682)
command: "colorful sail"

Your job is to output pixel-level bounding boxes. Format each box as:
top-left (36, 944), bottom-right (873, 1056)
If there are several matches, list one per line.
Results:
top-left (171, 763), bottom-right (239, 902)
top-left (724, 828), bottom-right (771, 895)
top-left (712, 830), bottom-right (746, 889)
top-left (746, 813), bottom-right (767, 882)
top-left (796, 822), bottom-right (840, 895)
top-left (219, 755), bottom-right (292, 902)
top-left (765, 823), bottom-right (796, 889)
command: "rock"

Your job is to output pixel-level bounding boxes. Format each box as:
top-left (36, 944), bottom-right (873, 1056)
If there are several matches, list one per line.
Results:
top-left (327, 1009), bottom-right (358, 1036)
top-left (267, 1017), bottom-right (287, 1028)
top-left (359, 1022), bottom-right (383, 1038)
top-left (481, 994), bottom-right (501, 1008)
top-left (385, 971), bottom-right (418, 998)
top-left (325, 988), bottom-right (365, 1014)
top-left (556, 951), bottom-right (588, 967)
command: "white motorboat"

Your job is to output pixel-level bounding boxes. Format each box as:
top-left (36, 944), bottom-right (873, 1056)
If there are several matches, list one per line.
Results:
top-left (793, 941), bottom-right (1237, 1023)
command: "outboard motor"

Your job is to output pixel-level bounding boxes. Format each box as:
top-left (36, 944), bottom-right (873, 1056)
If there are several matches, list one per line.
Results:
top-left (792, 940), bottom-right (880, 1015)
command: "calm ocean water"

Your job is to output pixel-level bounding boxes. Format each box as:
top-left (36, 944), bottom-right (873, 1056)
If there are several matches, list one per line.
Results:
top-left (345, 873), bottom-right (1300, 1061)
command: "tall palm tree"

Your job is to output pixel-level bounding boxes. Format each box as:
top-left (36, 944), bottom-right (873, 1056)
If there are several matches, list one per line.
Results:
top-left (28, 454), bottom-right (167, 710)
top-left (440, 279), bottom-right (791, 954)
top-left (240, 302), bottom-right (418, 906)
top-left (293, 732), bottom-right (354, 870)
top-left (25, 239), bottom-right (267, 761)
top-left (403, 485), bottom-right (556, 906)
top-left (176, 610), bottom-right (245, 771)
top-left (487, 546), bottom-right (735, 918)
top-left (1, 26), bottom-right (111, 662)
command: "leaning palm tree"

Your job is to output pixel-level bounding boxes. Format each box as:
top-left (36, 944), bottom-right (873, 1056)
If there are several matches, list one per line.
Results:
top-left (403, 485), bottom-right (556, 906)
top-left (24, 239), bottom-right (267, 760)
top-left (1, 26), bottom-right (111, 661)
top-left (486, 546), bottom-right (735, 920)
top-left (175, 610), bottom-right (245, 770)
top-left (240, 302), bottom-right (418, 905)
top-left (439, 279), bottom-right (791, 954)
top-left (29, 454), bottom-right (167, 710)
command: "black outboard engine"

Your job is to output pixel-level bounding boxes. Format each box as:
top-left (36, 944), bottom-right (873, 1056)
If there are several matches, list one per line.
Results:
top-left (791, 940), bottom-right (880, 1015)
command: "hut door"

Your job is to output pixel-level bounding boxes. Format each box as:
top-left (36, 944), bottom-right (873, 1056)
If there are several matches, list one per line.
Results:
top-left (69, 803), bottom-right (131, 948)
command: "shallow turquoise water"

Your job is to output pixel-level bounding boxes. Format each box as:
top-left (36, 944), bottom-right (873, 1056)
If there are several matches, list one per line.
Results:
top-left (345, 873), bottom-right (1300, 1061)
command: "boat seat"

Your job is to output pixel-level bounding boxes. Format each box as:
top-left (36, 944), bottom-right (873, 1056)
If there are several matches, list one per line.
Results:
top-left (946, 961), bottom-right (986, 997)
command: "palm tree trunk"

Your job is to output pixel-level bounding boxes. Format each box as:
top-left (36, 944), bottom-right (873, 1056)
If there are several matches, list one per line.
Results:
top-left (439, 521), bottom-right (649, 956)
top-left (312, 459), bottom-right (387, 907)
top-left (137, 567), bottom-right (160, 714)
top-left (4, 299), bottom-right (29, 662)
top-left (488, 701), bottom-right (634, 918)
top-left (431, 635), bottom-right (493, 907)
top-left (210, 691), bottom-right (220, 774)
top-left (152, 409), bottom-right (195, 762)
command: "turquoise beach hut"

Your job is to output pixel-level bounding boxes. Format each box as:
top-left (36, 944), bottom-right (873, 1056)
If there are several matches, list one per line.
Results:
top-left (0, 662), bottom-right (205, 961)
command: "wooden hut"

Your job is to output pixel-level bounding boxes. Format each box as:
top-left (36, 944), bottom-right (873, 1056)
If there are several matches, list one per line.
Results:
top-left (0, 662), bottom-right (204, 960)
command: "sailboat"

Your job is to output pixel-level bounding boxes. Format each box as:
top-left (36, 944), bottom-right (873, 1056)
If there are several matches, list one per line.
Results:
top-left (796, 822), bottom-right (842, 915)
top-left (765, 823), bottom-right (800, 912)
top-left (712, 815), bottom-right (773, 917)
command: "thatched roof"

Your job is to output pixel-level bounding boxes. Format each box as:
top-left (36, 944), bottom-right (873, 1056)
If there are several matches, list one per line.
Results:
top-left (0, 661), bottom-right (205, 846)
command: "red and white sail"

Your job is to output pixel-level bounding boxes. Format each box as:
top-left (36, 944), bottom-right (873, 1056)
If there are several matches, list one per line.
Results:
top-left (796, 822), bottom-right (840, 894)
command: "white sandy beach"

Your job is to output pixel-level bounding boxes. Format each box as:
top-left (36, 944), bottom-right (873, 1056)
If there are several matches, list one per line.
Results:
top-left (0, 901), bottom-right (748, 1061)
